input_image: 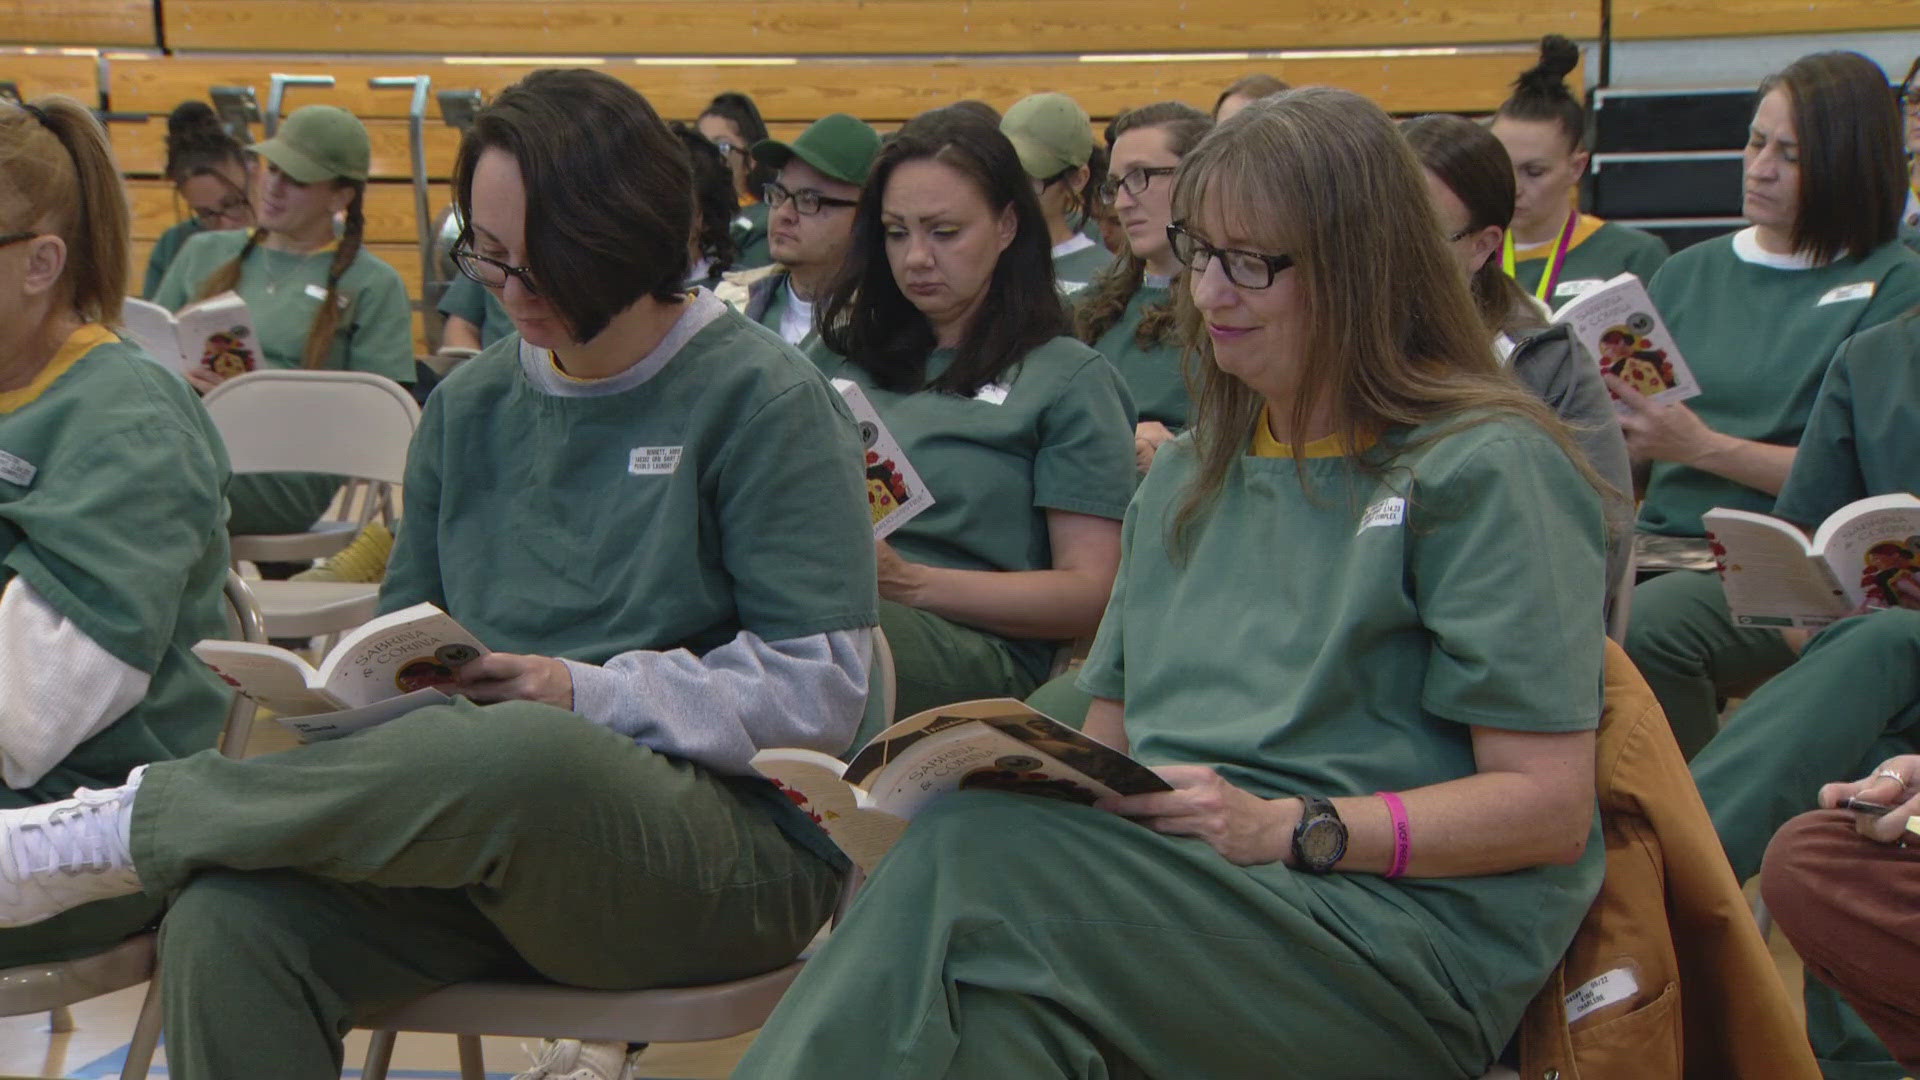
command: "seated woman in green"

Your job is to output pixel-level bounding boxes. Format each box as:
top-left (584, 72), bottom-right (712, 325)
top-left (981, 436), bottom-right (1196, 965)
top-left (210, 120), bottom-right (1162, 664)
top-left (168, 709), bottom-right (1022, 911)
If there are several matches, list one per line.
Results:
top-left (151, 103), bottom-right (414, 538)
top-left (1000, 93), bottom-right (1110, 292)
top-left (697, 91), bottom-right (775, 271)
top-left (1403, 113), bottom-right (1633, 606)
top-left (143, 100), bottom-right (254, 298)
top-left (1074, 101), bottom-right (1212, 471)
top-left (0, 99), bottom-right (229, 968)
top-left (1491, 35), bottom-right (1669, 306)
top-left (0, 70), bottom-right (876, 1080)
top-left (736, 87), bottom-right (1611, 1080)
top-left (809, 106), bottom-right (1137, 720)
top-left (1621, 51), bottom-right (1920, 757)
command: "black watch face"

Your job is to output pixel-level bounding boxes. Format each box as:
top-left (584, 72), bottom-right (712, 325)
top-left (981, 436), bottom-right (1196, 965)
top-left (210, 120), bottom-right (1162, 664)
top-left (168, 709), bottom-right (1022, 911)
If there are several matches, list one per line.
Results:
top-left (1298, 818), bottom-right (1345, 866)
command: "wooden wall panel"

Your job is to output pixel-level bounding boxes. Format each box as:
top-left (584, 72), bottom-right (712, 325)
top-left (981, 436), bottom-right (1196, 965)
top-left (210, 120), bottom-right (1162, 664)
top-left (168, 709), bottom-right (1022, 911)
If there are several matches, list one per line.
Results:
top-left (164, 0), bottom-right (1597, 54)
top-left (0, 2), bottom-right (153, 48)
top-left (128, 177), bottom-right (450, 244)
top-left (1613, 0), bottom-right (1919, 38)
top-left (0, 53), bottom-right (101, 104)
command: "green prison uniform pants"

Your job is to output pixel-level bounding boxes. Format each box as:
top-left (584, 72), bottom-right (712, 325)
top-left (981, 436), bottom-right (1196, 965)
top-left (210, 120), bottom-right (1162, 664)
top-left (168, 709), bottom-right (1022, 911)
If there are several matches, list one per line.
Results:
top-left (0, 787), bottom-right (162, 969)
top-left (880, 600), bottom-right (1041, 720)
top-left (1693, 609), bottom-right (1920, 1080)
top-left (131, 697), bottom-right (842, 1080)
top-left (1024, 671), bottom-right (1095, 730)
top-left (1625, 569), bottom-right (1800, 759)
top-left (733, 791), bottom-right (1502, 1080)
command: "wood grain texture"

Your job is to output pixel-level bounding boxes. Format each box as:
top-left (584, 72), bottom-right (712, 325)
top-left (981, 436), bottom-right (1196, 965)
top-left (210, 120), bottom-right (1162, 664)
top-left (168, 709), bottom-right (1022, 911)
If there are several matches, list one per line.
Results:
top-left (162, 0), bottom-right (1595, 53)
top-left (0, 2), bottom-right (154, 47)
top-left (0, 53), bottom-right (102, 105)
top-left (1613, 0), bottom-right (1919, 38)
top-left (128, 177), bottom-right (450, 244)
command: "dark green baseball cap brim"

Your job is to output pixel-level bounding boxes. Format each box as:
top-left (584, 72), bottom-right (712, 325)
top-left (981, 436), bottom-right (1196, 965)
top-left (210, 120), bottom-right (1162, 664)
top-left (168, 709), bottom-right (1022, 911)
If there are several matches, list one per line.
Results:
top-left (753, 113), bottom-right (881, 187)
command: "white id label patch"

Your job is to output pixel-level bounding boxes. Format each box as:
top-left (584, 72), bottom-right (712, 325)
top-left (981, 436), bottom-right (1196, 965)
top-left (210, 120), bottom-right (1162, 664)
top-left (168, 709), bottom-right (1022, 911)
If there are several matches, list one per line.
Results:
top-left (1564, 967), bottom-right (1639, 1025)
top-left (303, 283), bottom-right (351, 308)
top-left (1552, 278), bottom-right (1606, 300)
top-left (628, 446), bottom-right (683, 476)
top-left (0, 450), bottom-right (36, 487)
top-left (972, 382), bottom-right (1011, 406)
top-left (1357, 496), bottom-right (1406, 533)
top-left (1818, 282), bottom-right (1876, 306)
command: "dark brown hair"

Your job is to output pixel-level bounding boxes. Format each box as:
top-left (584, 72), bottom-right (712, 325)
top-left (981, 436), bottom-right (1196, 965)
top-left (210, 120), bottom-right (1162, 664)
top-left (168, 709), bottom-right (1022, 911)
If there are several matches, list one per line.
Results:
top-left (1075, 102), bottom-right (1212, 349)
top-left (819, 108), bottom-right (1066, 397)
top-left (1759, 51), bottom-right (1906, 263)
top-left (1401, 113), bottom-right (1545, 337)
top-left (164, 100), bottom-right (250, 191)
top-left (454, 69), bottom-right (691, 344)
top-left (670, 120), bottom-right (739, 278)
top-left (1, 96), bottom-right (130, 325)
top-left (1496, 35), bottom-right (1585, 153)
top-left (1213, 74), bottom-right (1292, 118)
top-left (699, 90), bottom-right (775, 197)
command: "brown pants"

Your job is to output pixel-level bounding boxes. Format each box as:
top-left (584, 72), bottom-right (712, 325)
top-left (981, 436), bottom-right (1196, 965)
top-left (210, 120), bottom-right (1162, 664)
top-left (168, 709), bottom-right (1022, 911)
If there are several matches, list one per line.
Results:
top-left (1762, 809), bottom-right (1920, 1069)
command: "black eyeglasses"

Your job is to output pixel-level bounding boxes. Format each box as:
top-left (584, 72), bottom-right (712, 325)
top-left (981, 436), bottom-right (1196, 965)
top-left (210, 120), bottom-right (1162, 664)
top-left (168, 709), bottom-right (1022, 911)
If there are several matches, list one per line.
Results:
top-left (451, 245), bottom-right (539, 295)
top-left (1445, 226), bottom-right (1474, 243)
top-left (763, 181), bottom-right (858, 216)
top-left (1165, 221), bottom-right (1293, 290)
top-left (1099, 165), bottom-right (1178, 203)
top-left (190, 193), bottom-right (253, 228)
top-left (0, 231), bottom-right (37, 250)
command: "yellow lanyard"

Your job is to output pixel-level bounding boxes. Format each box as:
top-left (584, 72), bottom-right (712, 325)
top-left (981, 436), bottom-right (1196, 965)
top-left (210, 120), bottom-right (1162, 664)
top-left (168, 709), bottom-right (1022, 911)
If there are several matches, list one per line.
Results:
top-left (1503, 209), bottom-right (1579, 302)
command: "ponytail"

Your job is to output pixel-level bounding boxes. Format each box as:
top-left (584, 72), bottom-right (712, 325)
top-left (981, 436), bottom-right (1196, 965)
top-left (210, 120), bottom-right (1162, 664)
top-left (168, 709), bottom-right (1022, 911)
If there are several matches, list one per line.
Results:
top-left (0, 97), bottom-right (130, 325)
top-left (301, 184), bottom-right (364, 368)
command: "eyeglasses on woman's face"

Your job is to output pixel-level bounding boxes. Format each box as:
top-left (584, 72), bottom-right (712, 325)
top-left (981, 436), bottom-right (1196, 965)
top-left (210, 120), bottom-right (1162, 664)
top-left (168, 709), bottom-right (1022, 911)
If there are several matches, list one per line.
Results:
top-left (763, 181), bottom-right (858, 217)
top-left (1100, 165), bottom-right (1178, 204)
top-left (190, 193), bottom-right (253, 228)
top-left (0, 231), bottom-right (38, 250)
top-left (451, 245), bottom-right (539, 296)
top-left (1165, 221), bottom-right (1294, 289)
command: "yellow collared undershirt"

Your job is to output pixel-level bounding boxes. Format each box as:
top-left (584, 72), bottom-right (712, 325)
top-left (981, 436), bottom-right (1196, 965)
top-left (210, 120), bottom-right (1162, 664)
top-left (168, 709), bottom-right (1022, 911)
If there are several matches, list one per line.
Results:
top-left (1250, 406), bottom-right (1372, 459)
top-left (0, 324), bottom-right (117, 414)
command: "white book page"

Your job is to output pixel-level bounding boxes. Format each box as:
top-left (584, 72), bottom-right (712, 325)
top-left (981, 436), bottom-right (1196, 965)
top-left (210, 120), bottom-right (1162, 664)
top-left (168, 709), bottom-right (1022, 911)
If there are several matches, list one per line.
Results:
top-left (315, 603), bottom-right (488, 709)
top-left (1705, 509), bottom-right (1846, 628)
top-left (190, 640), bottom-right (340, 715)
top-left (120, 298), bottom-right (189, 372)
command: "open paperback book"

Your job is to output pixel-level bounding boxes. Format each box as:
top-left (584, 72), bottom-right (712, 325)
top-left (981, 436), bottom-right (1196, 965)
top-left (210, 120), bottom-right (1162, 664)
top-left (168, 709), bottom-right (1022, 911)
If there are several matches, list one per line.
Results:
top-left (832, 378), bottom-right (934, 540)
top-left (752, 698), bottom-right (1170, 871)
top-left (1552, 272), bottom-right (1700, 410)
top-left (1705, 493), bottom-right (1920, 628)
top-left (193, 602), bottom-right (488, 741)
top-left (121, 292), bottom-right (263, 379)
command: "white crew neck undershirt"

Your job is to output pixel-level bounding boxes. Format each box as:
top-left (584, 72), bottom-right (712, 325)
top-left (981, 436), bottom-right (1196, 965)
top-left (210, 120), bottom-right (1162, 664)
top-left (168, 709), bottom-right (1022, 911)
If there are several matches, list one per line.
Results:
top-left (1731, 226), bottom-right (1821, 271)
top-left (1051, 233), bottom-right (1097, 260)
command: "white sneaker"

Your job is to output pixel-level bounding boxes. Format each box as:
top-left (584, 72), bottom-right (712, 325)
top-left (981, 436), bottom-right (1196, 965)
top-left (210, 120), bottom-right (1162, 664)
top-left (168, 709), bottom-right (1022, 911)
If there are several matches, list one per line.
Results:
top-left (0, 767), bottom-right (144, 928)
top-left (512, 1039), bottom-right (641, 1080)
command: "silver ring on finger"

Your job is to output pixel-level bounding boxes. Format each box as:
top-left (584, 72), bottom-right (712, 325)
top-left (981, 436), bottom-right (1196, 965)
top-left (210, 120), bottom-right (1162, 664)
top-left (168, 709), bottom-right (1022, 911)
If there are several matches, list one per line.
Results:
top-left (1877, 769), bottom-right (1908, 787)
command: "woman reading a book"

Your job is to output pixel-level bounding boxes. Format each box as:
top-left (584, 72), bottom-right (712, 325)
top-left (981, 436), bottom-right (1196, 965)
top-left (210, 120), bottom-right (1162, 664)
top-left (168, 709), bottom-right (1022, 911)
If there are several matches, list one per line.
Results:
top-left (1490, 35), bottom-right (1668, 305)
top-left (735, 88), bottom-right (1612, 1079)
top-left (808, 106), bottom-right (1137, 721)
top-left (1402, 112), bottom-right (1633, 609)
top-left (150, 103), bottom-right (415, 538)
top-left (0, 70), bottom-right (877, 1080)
top-left (1621, 51), bottom-right (1920, 758)
top-left (0, 99), bottom-right (231, 970)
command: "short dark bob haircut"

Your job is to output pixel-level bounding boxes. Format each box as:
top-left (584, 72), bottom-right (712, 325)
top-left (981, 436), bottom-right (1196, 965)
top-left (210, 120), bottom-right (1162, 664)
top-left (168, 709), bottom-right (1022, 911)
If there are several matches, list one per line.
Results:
top-left (453, 68), bottom-right (691, 344)
top-left (1757, 51), bottom-right (1906, 264)
top-left (818, 105), bottom-right (1067, 397)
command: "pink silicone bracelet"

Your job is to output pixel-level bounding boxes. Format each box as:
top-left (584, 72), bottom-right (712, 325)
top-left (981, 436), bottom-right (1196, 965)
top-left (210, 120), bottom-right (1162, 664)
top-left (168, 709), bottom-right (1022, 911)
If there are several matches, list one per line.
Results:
top-left (1377, 791), bottom-right (1411, 879)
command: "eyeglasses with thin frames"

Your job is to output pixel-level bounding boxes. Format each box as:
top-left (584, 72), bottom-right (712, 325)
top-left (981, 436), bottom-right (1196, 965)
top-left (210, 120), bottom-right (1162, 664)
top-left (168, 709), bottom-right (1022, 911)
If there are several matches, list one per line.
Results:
top-left (1099, 165), bottom-right (1178, 204)
top-left (763, 181), bottom-right (858, 217)
top-left (451, 245), bottom-right (540, 296)
top-left (0, 231), bottom-right (37, 250)
top-left (190, 193), bottom-right (253, 228)
top-left (1165, 221), bottom-right (1294, 290)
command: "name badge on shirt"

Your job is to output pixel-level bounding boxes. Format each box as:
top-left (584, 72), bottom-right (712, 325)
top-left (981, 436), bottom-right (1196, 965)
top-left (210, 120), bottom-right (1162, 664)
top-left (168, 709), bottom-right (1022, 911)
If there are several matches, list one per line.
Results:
top-left (1357, 496), bottom-right (1406, 534)
top-left (1565, 967), bottom-right (1640, 1024)
top-left (972, 381), bottom-right (1012, 406)
top-left (303, 283), bottom-right (352, 309)
top-left (1817, 282), bottom-right (1876, 306)
top-left (1552, 278), bottom-right (1606, 300)
top-left (0, 450), bottom-right (36, 488)
top-left (628, 446), bottom-right (683, 476)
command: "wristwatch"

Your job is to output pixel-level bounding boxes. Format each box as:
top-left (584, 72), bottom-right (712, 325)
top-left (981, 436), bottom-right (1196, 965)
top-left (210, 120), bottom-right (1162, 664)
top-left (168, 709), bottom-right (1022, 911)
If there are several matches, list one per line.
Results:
top-left (1292, 795), bottom-right (1347, 874)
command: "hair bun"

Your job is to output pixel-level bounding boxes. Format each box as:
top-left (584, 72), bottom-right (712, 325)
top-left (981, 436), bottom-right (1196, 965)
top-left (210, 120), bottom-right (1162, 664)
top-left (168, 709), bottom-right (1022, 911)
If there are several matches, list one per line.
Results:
top-left (166, 99), bottom-right (224, 143)
top-left (1519, 35), bottom-right (1581, 91)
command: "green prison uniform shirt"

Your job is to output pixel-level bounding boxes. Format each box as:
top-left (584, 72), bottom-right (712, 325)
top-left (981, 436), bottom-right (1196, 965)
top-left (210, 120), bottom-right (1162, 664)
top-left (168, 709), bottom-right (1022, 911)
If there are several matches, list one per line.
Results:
top-left (1637, 233), bottom-right (1920, 537)
top-left (1078, 416), bottom-right (1607, 1055)
top-left (808, 335), bottom-right (1138, 681)
top-left (152, 229), bottom-right (417, 536)
top-left (1773, 312), bottom-right (1920, 530)
top-left (436, 274), bottom-right (514, 349)
top-left (1513, 218), bottom-right (1670, 304)
top-left (0, 327), bottom-right (231, 800)
top-left (1052, 239), bottom-right (1113, 295)
top-left (732, 201), bottom-right (773, 271)
top-left (1083, 281), bottom-right (1189, 429)
top-left (142, 218), bottom-right (207, 300)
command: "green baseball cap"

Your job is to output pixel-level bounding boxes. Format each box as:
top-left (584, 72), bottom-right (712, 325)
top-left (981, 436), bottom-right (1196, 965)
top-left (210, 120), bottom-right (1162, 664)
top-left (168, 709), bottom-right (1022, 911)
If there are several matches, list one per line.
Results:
top-left (752, 113), bottom-right (881, 187)
top-left (1001, 93), bottom-right (1092, 179)
top-left (255, 105), bottom-right (370, 184)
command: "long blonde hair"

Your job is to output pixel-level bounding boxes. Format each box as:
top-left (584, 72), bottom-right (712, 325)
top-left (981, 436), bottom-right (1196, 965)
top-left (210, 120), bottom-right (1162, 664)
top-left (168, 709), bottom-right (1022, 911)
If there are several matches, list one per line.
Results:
top-left (197, 182), bottom-right (366, 369)
top-left (1167, 88), bottom-right (1602, 552)
top-left (0, 97), bottom-right (130, 325)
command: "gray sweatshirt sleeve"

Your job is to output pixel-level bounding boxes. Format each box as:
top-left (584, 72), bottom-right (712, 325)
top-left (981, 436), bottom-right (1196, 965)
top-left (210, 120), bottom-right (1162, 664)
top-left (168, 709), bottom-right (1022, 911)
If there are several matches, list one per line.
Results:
top-left (559, 627), bottom-right (873, 776)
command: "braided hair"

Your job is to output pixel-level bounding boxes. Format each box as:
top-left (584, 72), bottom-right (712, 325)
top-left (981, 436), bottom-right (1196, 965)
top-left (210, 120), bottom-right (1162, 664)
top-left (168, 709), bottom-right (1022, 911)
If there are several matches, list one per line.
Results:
top-left (195, 181), bottom-right (364, 369)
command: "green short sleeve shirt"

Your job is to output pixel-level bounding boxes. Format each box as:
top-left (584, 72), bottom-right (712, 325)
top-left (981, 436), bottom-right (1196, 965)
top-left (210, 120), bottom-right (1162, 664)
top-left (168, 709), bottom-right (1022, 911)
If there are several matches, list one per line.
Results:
top-left (1773, 313), bottom-right (1920, 529)
top-left (1514, 218), bottom-right (1670, 304)
top-left (1078, 416), bottom-right (1606, 1046)
top-left (1638, 232), bottom-right (1920, 536)
top-left (437, 274), bottom-right (514, 348)
top-left (382, 306), bottom-right (878, 660)
top-left (1052, 239), bottom-right (1113, 295)
top-left (0, 328), bottom-right (232, 798)
top-left (143, 218), bottom-right (207, 300)
top-left (1084, 282), bottom-right (1189, 429)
